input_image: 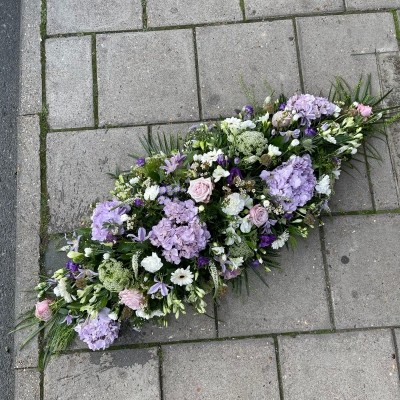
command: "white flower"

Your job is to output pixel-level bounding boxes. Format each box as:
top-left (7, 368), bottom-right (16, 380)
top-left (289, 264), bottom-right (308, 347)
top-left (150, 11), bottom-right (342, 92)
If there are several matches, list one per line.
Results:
top-left (222, 193), bottom-right (246, 216)
top-left (271, 231), bottom-right (289, 250)
top-left (212, 246), bottom-right (225, 255)
top-left (257, 113), bottom-right (270, 123)
top-left (212, 165), bottom-right (230, 182)
top-left (289, 139), bottom-right (300, 147)
top-left (171, 267), bottom-right (194, 286)
top-left (239, 215), bottom-right (252, 233)
top-left (222, 117), bottom-right (242, 132)
top-left (108, 312), bottom-right (118, 320)
top-left (332, 170), bottom-right (341, 180)
top-left (141, 252), bottom-right (163, 273)
top-left (201, 149), bottom-right (223, 165)
top-left (129, 177), bottom-right (139, 185)
top-left (322, 133), bottom-right (336, 144)
top-left (315, 175), bottom-right (331, 196)
top-left (229, 257), bottom-right (244, 269)
top-left (103, 253), bottom-right (110, 260)
top-left (120, 214), bottom-right (129, 222)
top-left (144, 185), bottom-right (160, 201)
top-left (136, 309), bottom-right (164, 320)
top-left (267, 144), bottom-right (282, 157)
top-left (53, 278), bottom-right (74, 303)
top-left (263, 96), bottom-right (271, 106)
top-left (244, 155), bottom-right (259, 164)
top-left (84, 248), bottom-right (93, 257)
top-left (239, 120), bottom-right (256, 130)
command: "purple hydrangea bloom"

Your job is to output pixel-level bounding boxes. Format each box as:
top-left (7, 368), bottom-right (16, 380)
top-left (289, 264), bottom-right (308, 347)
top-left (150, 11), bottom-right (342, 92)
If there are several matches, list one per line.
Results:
top-left (91, 201), bottom-right (131, 242)
top-left (259, 234), bottom-right (277, 248)
top-left (285, 94), bottom-right (338, 127)
top-left (260, 155), bottom-right (317, 212)
top-left (74, 308), bottom-right (120, 351)
top-left (150, 199), bottom-right (210, 265)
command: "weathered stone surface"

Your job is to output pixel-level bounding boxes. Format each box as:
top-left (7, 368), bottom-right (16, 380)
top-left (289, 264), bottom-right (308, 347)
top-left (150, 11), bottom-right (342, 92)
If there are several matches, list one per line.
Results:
top-left (19, 0), bottom-right (41, 115)
top-left (47, 0), bottom-right (142, 35)
top-left (15, 369), bottom-right (40, 400)
top-left (46, 36), bottom-right (94, 129)
top-left (279, 330), bottom-right (400, 400)
top-left (346, 0), bottom-right (400, 10)
top-left (147, 0), bottom-right (241, 27)
top-left (97, 31), bottom-right (198, 126)
top-left (46, 127), bottom-right (147, 233)
top-left (297, 13), bottom-right (398, 96)
top-left (14, 116), bottom-right (41, 369)
top-left (324, 214), bottom-right (400, 328)
top-left (245, 0), bottom-right (343, 19)
top-left (218, 229), bottom-right (331, 336)
top-left (196, 21), bottom-right (301, 119)
top-left (44, 348), bottom-right (160, 399)
top-left (162, 339), bottom-right (280, 400)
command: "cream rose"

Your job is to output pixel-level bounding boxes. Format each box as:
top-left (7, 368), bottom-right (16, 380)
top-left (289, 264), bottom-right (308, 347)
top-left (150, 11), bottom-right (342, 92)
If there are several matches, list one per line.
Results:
top-left (187, 177), bottom-right (213, 203)
top-left (249, 204), bottom-right (269, 227)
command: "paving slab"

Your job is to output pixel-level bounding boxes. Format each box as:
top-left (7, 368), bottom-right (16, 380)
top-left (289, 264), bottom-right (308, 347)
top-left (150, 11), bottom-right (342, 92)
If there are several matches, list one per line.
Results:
top-left (279, 330), bottom-right (400, 400)
top-left (218, 228), bottom-right (331, 336)
top-left (345, 0), bottom-right (400, 10)
top-left (44, 348), bottom-right (160, 400)
top-left (19, 0), bottom-right (41, 115)
top-left (97, 30), bottom-right (198, 126)
top-left (47, 0), bottom-right (142, 35)
top-left (245, 0), bottom-right (343, 19)
top-left (46, 127), bottom-right (147, 233)
top-left (297, 13), bottom-right (398, 96)
top-left (46, 36), bottom-right (94, 130)
top-left (147, 0), bottom-right (241, 27)
top-left (15, 369), bottom-right (41, 400)
top-left (196, 21), bottom-right (301, 119)
top-left (14, 116), bottom-right (41, 369)
top-left (324, 214), bottom-right (400, 329)
top-left (162, 339), bottom-right (280, 400)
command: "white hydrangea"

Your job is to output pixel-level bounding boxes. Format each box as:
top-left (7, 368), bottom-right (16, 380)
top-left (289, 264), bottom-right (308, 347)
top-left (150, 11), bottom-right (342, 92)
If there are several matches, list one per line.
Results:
top-left (315, 175), bottom-right (331, 196)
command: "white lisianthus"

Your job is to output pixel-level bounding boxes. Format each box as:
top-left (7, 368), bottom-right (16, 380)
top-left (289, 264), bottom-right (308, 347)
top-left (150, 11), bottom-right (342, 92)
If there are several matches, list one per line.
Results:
top-left (84, 247), bottom-right (93, 257)
top-left (222, 193), bottom-right (246, 216)
top-left (171, 267), bottom-right (194, 286)
top-left (212, 165), bottom-right (230, 182)
top-left (267, 144), bottom-right (282, 157)
top-left (315, 175), bottom-right (331, 196)
top-left (144, 185), bottom-right (160, 201)
top-left (141, 252), bottom-right (163, 273)
top-left (240, 215), bottom-right (252, 233)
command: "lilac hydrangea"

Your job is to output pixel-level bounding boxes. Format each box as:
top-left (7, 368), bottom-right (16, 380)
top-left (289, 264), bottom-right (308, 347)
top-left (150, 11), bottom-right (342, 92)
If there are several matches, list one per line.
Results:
top-left (91, 201), bottom-right (130, 242)
top-left (285, 94), bottom-right (339, 127)
top-left (150, 199), bottom-right (210, 264)
top-left (74, 308), bottom-right (120, 351)
top-left (260, 155), bottom-right (317, 212)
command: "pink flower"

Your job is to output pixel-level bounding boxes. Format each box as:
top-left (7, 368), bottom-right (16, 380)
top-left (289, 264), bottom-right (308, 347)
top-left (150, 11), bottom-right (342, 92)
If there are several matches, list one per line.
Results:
top-left (119, 289), bottom-right (145, 310)
top-left (249, 204), bottom-right (269, 227)
top-left (187, 177), bottom-right (214, 203)
top-left (34, 299), bottom-right (52, 321)
top-left (357, 104), bottom-right (372, 118)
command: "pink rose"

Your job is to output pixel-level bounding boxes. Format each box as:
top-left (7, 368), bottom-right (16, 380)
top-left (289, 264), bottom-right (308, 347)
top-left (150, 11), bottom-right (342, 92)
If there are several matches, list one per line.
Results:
top-left (249, 204), bottom-right (269, 227)
top-left (188, 177), bottom-right (214, 203)
top-left (119, 289), bottom-right (145, 310)
top-left (357, 104), bottom-right (372, 118)
top-left (35, 299), bottom-right (52, 321)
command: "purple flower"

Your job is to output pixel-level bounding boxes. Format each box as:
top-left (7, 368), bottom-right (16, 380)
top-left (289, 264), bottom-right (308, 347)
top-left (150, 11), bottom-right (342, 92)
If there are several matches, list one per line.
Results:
top-left (222, 268), bottom-right (242, 280)
top-left (279, 103), bottom-right (286, 111)
top-left (91, 201), bottom-right (131, 242)
top-left (148, 277), bottom-right (172, 297)
top-left (197, 256), bottom-right (210, 267)
top-left (189, 124), bottom-right (200, 132)
top-left (304, 127), bottom-right (317, 136)
top-left (74, 308), bottom-right (120, 351)
top-left (217, 154), bottom-right (228, 167)
top-left (259, 234), bottom-right (277, 248)
top-left (260, 155), bottom-right (316, 212)
top-left (242, 105), bottom-right (254, 120)
top-left (128, 227), bottom-right (150, 242)
top-left (227, 167), bottom-right (243, 185)
top-left (234, 157), bottom-right (241, 165)
top-left (161, 153), bottom-right (186, 175)
top-left (66, 260), bottom-right (79, 274)
top-left (136, 158), bottom-right (145, 167)
top-left (250, 260), bottom-right (261, 268)
top-left (134, 198), bottom-right (144, 207)
top-left (63, 314), bottom-right (76, 325)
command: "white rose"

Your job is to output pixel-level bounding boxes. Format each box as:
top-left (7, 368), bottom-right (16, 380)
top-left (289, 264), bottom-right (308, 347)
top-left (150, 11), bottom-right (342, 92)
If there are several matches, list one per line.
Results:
top-left (141, 252), bottom-right (163, 273)
top-left (144, 185), bottom-right (160, 201)
top-left (222, 193), bottom-right (246, 216)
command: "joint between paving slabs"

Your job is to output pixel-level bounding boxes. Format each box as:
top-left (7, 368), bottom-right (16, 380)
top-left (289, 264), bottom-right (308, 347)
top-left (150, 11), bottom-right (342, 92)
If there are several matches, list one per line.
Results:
top-left (363, 143), bottom-right (377, 212)
top-left (390, 329), bottom-right (400, 383)
top-left (273, 336), bottom-right (285, 400)
top-left (292, 18), bottom-right (305, 93)
top-left (391, 10), bottom-right (400, 44)
top-left (91, 34), bottom-right (99, 128)
top-left (192, 28), bottom-right (203, 121)
top-left (157, 345), bottom-right (165, 400)
top-left (318, 225), bottom-right (336, 331)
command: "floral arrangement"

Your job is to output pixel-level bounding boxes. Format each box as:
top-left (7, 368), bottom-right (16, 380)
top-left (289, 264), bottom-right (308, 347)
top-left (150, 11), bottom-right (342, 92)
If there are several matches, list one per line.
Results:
top-left (18, 78), bottom-right (399, 366)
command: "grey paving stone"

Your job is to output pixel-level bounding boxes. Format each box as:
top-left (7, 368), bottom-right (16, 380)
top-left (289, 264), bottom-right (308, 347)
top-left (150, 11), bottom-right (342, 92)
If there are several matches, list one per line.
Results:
top-left (218, 228), bottom-right (331, 336)
top-left (47, 0), bottom-right (142, 35)
top-left (279, 330), bottom-right (400, 400)
top-left (14, 116), bottom-right (41, 369)
top-left (47, 127), bottom-right (147, 233)
top-left (46, 36), bottom-right (94, 130)
top-left (97, 31), bottom-right (198, 126)
top-left (346, 0), bottom-right (400, 10)
top-left (196, 21), bottom-right (301, 119)
top-left (245, 0), bottom-right (343, 19)
top-left (44, 348), bottom-right (160, 400)
top-left (329, 155), bottom-right (373, 212)
top-left (19, 0), bottom-right (41, 115)
top-left (15, 369), bottom-right (41, 400)
top-left (324, 214), bottom-right (400, 329)
top-left (162, 339), bottom-right (280, 400)
top-left (147, 0), bottom-right (241, 27)
top-left (297, 13), bottom-right (398, 96)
